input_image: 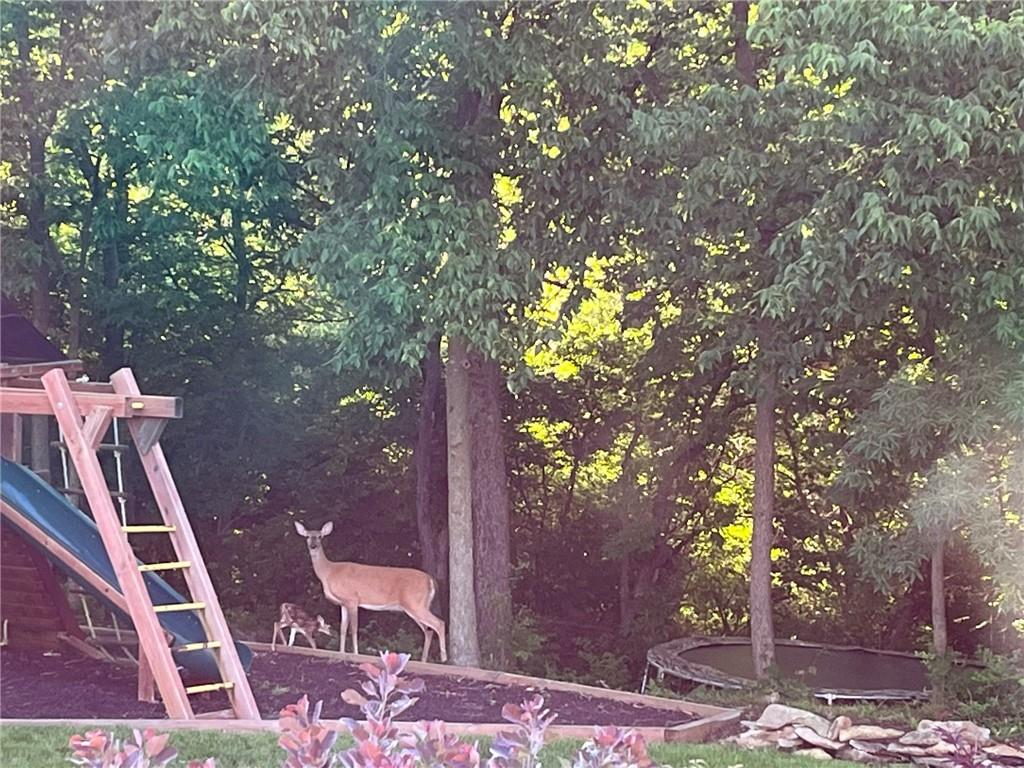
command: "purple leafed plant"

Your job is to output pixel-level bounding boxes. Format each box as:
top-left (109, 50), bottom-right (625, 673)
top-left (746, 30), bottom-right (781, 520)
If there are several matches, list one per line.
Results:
top-left (68, 728), bottom-right (215, 768)
top-left (335, 651), bottom-right (424, 768)
top-left (935, 726), bottom-right (987, 768)
top-left (569, 726), bottom-right (655, 768)
top-left (70, 652), bottom-right (657, 768)
top-left (487, 695), bottom-right (556, 768)
top-left (279, 694), bottom-right (341, 768)
top-left (403, 720), bottom-right (482, 768)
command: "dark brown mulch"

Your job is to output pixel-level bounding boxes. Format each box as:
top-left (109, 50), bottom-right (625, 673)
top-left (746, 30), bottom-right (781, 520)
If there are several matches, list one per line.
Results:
top-left (0, 648), bottom-right (696, 727)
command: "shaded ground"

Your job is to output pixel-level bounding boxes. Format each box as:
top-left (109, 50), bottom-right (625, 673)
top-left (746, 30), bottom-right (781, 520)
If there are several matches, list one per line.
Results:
top-left (0, 648), bottom-right (696, 727)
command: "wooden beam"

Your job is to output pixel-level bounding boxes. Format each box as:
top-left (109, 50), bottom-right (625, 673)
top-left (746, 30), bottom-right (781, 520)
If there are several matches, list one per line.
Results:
top-left (59, 633), bottom-right (111, 662)
top-left (9, 377), bottom-right (116, 393)
top-left (81, 407), bottom-right (114, 451)
top-left (134, 418), bottom-right (168, 456)
top-left (665, 710), bottom-right (743, 743)
top-left (138, 644), bottom-right (157, 703)
top-left (0, 413), bottom-right (22, 461)
top-left (250, 642), bottom-right (732, 717)
top-left (38, 369), bottom-right (194, 719)
top-left (0, 387), bottom-right (183, 419)
top-left (111, 367), bottom-right (261, 721)
top-left (0, 360), bottom-right (83, 380)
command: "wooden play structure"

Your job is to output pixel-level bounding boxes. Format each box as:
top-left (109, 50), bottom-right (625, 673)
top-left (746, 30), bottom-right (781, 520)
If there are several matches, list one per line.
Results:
top-left (0, 513), bottom-right (83, 650)
top-left (0, 358), bottom-right (259, 720)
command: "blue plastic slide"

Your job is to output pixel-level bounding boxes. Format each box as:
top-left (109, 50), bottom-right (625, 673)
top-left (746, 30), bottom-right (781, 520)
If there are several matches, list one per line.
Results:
top-left (0, 457), bottom-right (251, 683)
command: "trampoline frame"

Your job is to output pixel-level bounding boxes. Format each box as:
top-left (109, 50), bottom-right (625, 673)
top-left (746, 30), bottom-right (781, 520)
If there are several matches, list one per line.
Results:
top-left (646, 636), bottom-right (935, 703)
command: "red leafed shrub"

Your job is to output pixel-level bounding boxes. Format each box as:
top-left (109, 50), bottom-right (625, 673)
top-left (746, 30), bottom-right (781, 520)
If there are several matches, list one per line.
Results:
top-left (486, 696), bottom-right (556, 768)
top-left (569, 726), bottom-right (655, 768)
top-left (308, 651), bottom-right (655, 768)
top-left (69, 652), bottom-right (656, 768)
top-left (279, 695), bottom-right (341, 768)
top-left (67, 728), bottom-right (215, 768)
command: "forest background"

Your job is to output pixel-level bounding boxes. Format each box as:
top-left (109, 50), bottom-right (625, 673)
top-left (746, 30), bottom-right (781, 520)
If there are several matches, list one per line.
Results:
top-left (2, 0), bottom-right (1022, 699)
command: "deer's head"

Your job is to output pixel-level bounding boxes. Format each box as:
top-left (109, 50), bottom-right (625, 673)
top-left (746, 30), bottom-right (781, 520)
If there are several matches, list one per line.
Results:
top-left (315, 615), bottom-right (332, 637)
top-left (294, 520), bottom-right (333, 553)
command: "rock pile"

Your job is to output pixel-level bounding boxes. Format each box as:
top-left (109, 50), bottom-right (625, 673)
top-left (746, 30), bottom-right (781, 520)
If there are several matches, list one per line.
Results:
top-left (728, 704), bottom-right (1024, 766)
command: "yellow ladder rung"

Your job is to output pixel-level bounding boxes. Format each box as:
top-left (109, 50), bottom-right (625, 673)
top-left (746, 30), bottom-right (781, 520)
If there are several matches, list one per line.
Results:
top-left (139, 560), bottom-right (191, 572)
top-left (176, 641), bottom-right (222, 653)
top-left (185, 681), bottom-right (234, 695)
top-left (153, 602), bottom-right (206, 613)
top-left (122, 525), bottom-right (176, 533)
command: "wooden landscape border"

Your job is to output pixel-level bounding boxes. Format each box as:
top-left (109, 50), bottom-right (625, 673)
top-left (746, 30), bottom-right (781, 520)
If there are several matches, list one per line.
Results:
top-left (246, 641), bottom-right (729, 717)
top-left (0, 643), bottom-right (740, 743)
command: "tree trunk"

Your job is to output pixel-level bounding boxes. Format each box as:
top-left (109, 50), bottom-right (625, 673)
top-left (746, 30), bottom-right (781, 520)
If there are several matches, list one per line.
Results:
top-left (931, 534), bottom-right (948, 658)
top-left (619, 557), bottom-right (635, 635)
top-left (734, 2), bottom-right (775, 679)
top-left (446, 335), bottom-right (480, 666)
top-left (750, 356), bottom-right (777, 679)
top-left (29, 276), bottom-right (53, 481)
top-left (469, 349), bottom-right (513, 670)
top-left (100, 172), bottom-right (129, 376)
top-left (231, 206), bottom-right (251, 309)
top-left (25, 78), bottom-right (53, 482)
top-left (416, 336), bottom-right (448, 586)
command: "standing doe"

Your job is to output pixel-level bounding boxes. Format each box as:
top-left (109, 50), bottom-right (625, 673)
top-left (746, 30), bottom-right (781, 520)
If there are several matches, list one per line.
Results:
top-left (293, 521), bottom-right (447, 662)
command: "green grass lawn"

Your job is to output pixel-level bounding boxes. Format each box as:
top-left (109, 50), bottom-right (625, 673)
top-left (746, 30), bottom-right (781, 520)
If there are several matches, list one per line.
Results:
top-left (0, 724), bottom-right (851, 768)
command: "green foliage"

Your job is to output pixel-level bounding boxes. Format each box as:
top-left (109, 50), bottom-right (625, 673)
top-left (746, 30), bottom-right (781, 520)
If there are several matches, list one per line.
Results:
top-left (933, 651), bottom-right (1024, 742)
top-left (3, 0), bottom-right (1023, 690)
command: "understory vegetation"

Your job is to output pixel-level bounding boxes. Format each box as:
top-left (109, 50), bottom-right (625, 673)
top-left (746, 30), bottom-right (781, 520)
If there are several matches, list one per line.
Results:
top-left (2, 0), bottom-right (1022, 729)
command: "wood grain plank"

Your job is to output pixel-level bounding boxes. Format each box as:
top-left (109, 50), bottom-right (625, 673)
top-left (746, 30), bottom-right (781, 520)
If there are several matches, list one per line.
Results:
top-left (39, 369), bottom-right (193, 719)
top-left (111, 367), bottom-right (260, 720)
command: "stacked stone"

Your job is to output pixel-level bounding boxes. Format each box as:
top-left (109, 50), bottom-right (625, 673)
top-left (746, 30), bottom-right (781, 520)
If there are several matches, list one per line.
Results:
top-left (728, 705), bottom-right (1024, 766)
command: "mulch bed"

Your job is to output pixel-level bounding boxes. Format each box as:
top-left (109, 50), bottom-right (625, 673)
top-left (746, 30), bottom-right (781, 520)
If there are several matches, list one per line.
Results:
top-left (0, 648), bottom-right (697, 727)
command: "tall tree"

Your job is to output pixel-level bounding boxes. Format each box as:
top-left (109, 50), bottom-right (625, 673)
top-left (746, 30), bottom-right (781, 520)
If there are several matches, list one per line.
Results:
top-left (1, 1), bottom-right (106, 478)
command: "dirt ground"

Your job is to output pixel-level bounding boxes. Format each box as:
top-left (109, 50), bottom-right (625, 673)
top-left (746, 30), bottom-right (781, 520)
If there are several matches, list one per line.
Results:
top-left (0, 648), bottom-right (697, 727)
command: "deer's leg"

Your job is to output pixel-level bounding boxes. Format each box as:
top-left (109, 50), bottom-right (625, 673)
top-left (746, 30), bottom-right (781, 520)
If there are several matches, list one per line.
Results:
top-left (434, 615), bottom-right (447, 663)
top-left (410, 609), bottom-right (447, 663)
top-left (272, 622), bottom-right (283, 650)
top-left (306, 630), bottom-right (317, 650)
top-left (420, 622), bottom-right (433, 663)
top-left (345, 602), bottom-right (359, 655)
top-left (338, 605), bottom-right (349, 654)
top-left (407, 614), bottom-right (432, 662)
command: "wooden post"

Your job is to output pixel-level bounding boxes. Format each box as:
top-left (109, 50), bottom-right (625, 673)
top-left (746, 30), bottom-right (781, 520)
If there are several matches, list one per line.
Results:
top-left (138, 644), bottom-right (157, 704)
top-left (110, 368), bottom-right (260, 720)
top-left (0, 413), bottom-right (22, 461)
top-left (39, 369), bottom-right (193, 719)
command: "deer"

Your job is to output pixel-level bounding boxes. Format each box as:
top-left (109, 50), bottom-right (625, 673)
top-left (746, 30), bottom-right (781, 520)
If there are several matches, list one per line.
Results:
top-left (293, 521), bottom-right (447, 663)
top-left (271, 602), bottom-right (333, 650)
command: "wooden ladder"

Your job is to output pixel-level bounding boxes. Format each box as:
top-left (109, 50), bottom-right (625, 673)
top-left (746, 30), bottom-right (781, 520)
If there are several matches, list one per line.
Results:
top-left (40, 368), bottom-right (260, 720)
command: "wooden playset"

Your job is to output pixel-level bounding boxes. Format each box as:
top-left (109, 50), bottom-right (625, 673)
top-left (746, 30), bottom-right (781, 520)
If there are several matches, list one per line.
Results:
top-left (0, 358), bottom-right (259, 720)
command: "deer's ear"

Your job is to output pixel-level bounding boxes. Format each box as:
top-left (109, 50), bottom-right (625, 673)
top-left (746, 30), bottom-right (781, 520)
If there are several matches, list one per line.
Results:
top-left (321, 521), bottom-right (334, 536)
top-left (294, 521), bottom-right (308, 536)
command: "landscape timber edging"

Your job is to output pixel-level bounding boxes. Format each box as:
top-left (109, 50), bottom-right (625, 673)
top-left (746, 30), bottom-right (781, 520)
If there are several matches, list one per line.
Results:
top-left (0, 643), bottom-right (741, 743)
top-left (246, 641), bottom-right (735, 720)
top-left (666, 709), bottom-right (743, 743)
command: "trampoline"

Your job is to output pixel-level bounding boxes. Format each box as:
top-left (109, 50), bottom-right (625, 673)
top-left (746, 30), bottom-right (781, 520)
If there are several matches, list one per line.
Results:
top-left (647, 637), bottom-right (934, 702)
